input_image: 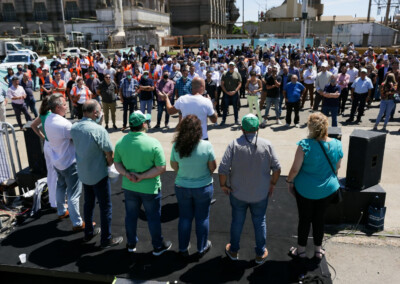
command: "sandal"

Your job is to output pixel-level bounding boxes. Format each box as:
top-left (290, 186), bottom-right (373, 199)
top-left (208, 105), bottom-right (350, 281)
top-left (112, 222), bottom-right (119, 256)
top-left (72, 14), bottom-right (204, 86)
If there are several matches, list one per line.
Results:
top-left (314, 249), bottom-right (325, 260)
top-left (288, 247), bottom-right (306, 259)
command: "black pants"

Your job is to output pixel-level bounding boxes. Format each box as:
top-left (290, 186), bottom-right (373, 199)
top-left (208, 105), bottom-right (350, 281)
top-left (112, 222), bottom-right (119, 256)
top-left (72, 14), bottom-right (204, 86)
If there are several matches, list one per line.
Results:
top-left (286, 101), bottom-right (300, 125)
top-left (350, 92), bottom-right (368, 120)
top-left (339, 87), bottom-right (349, 113)
top-left (77, 103), bottom-right (83, 119)
top-left (216, 86), bottom-right (222, 115)
top-left (313, 91), bottom-right (323, 111)
top-left (11, 103), bottom-right (32, 127)
top-left (240, 77), bottom-right (247, 98)
top-left (295, 189), bottom-right (334, 247)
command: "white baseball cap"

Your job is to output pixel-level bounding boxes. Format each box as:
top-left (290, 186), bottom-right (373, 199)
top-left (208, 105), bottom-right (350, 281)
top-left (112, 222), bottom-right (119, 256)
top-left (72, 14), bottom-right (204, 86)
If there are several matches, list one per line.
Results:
top-left (321, 62), bottom-right (328, 67)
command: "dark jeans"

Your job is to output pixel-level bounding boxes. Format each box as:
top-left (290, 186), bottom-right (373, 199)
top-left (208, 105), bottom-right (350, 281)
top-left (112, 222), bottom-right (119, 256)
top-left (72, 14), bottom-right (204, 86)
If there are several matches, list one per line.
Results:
top-left (339, 87), bottom-right (349, 113)
top-left (122, 97), bottom-right (137, 127)
top-left (240, 78), bottom-right (247, 98)
top-left (32, 75), bottom-right (37, 90)
top-left (175, 184), bottom-right (213, 252)
top-left (157, 100), bottom-right (170, 125)
top-left (216, 86), bottom-right (222, 114)
top-left (222, 92), bottom-right (239, 122)
top-left (350, 92), bottom-right (368, 120)
top-left (295, 189), bottom-right (334, 247)
top-left (286, 101), bottom-right (300, 125)
top-left (77, 103), bottom-right (83, 119)
top-left (83, 176), bottom-right (112, 246)
top-left (25, 98), bottom-right (38, 118)
top-left (11, 103), bottom-right (32, 127)
top-left (124, 189), bottom-right (164, 249)
top-left (322, 105), bottom-right (339, 127)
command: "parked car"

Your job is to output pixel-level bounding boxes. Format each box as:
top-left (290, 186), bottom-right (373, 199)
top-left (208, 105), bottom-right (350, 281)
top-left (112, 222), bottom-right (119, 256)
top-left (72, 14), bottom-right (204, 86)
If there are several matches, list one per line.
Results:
top-left (61, 47), bottom-right (90, 58)
top-left (0, 51), bottom-right (47, 69)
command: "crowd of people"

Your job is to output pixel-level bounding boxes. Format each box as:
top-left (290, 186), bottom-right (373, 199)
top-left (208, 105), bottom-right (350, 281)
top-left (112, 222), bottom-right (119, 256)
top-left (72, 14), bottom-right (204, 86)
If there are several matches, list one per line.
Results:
top-left (0, 42), bottom-right (397, 265)
top-left (2, 42), bottom-right (400, 133)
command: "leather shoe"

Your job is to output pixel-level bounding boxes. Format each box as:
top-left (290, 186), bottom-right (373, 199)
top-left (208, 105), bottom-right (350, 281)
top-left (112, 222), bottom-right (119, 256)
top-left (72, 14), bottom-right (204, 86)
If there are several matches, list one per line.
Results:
top-left (72, 221), bottom-right (96, 232)
top-left (58, 210), bottom-right (69, 220)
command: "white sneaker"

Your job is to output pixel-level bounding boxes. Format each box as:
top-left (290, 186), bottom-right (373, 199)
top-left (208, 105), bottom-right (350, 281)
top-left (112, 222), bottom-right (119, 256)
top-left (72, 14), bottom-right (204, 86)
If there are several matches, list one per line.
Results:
top-left (295, 124), bottom-right (300, 128)
top-left (276, 119), bottom-right (282, 125)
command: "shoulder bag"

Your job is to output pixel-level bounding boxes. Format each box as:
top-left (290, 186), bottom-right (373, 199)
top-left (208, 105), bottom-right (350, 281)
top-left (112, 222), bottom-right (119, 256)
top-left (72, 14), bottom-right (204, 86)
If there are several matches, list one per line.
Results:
top-left (317, 140), bottom-right (343, 204)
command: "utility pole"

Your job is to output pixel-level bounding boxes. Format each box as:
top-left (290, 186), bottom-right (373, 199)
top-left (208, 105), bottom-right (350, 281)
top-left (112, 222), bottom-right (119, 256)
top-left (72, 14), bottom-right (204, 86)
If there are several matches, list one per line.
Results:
top-left (241, 0), bottom-right (244, 34)
top-left (384, 0), bottom-right (391, 26)
top-left (367, 0), bottom-right (372, 23)
top-left (300, 0), bottom-right (308, 50)
top-left (60, 0), bottom-right (67, 39)
top-left (36, 22), bottom-right (43, 38)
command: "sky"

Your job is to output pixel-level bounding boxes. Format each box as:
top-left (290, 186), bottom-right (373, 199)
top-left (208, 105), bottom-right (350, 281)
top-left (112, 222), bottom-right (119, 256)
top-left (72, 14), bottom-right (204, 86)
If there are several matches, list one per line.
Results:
top-left (236, 0), bottom-right (399, 24)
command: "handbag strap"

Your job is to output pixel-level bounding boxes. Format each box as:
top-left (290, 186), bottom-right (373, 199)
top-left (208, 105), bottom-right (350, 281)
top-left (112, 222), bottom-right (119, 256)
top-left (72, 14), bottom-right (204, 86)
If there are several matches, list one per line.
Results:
top-left (317, 140), bottom-right (336, 176)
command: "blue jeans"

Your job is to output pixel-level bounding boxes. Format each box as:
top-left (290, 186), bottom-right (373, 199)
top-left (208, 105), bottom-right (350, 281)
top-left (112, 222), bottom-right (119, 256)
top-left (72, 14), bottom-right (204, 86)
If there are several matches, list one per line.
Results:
top-left (83, 176), bottom-right (112, 246)
top-left (55, 163), bottom-right (82, 227)
top-left (222, 92), bottom-right (239, 122)
top-left (229, 194), bottom-right (269, 256)
top-left (25, 98), bottom-right (38, 118)
top-left (157, 100), bottom-right (170, 125)
top-left (122, 97), bottom-right (137, 127)
top-left (124, 189), bottom-right (164, 249)
top-left (140, 99), bottom-right (153, 115)
top-left (322, 105), bottom-right (339, 127)
top-left (265, 97), bottom-right (280, 118)
top-left (175, 184), bottom-right (213, 252)
top-left (375, 99), bottom-right (395, 127)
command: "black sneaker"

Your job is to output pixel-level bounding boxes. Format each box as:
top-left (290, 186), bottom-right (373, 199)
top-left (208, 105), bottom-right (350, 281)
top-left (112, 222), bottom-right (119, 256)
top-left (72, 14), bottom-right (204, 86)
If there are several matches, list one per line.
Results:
top-left (220, 121), bottom-right (226, 126)
top-left (113, 124), bottom-right (118, 129)
top-left (100, 236), bottom-right (123, 249)
top-left (154, 124), bottom-right (160, 128)
top-left (178, 243), bottom-right (191, 259)
top-left (83, 227), bottom-right (101, 242)
top-left (199, 240), bottom-right (212, 257)
top-left (153, 240), bottom-right (172, 256)
top-left (105, 125), bottom-right (109, 129)
top-left (126, 243), bottom-right (137, 253)
top-left (346, 118), bottom-right (354, 123)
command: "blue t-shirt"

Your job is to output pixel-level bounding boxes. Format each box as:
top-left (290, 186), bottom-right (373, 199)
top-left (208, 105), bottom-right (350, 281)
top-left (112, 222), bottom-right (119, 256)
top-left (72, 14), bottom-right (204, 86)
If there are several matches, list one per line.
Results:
top-left (294, 138), bottom-right (343, 200)
top-left (171, 140), bottom-right (215, 188)
top-left (284, 81), bottom-right (305, 102)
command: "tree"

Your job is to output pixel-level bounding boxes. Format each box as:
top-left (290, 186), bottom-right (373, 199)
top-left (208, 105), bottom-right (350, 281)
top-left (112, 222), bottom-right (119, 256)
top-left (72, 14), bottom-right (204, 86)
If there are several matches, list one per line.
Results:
top-left (232, 25), bottom-right (248, 35)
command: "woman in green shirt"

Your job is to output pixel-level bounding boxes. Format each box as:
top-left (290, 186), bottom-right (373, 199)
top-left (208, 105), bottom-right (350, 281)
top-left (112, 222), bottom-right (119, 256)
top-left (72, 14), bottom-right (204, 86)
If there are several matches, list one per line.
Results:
top-left (31, 97), bottom-right (57, 208)
top-left (171, 115), bottom-right (216, 257)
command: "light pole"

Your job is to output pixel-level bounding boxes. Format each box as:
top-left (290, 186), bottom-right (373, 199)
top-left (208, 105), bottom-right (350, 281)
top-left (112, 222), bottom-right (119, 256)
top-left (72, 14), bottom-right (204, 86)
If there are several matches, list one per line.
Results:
top-left (36, 22), bottom-right (43, 38)
top-left (13, 26), bottom-right (24, 37)
top-left (60, 0), bottom-right (67, 39)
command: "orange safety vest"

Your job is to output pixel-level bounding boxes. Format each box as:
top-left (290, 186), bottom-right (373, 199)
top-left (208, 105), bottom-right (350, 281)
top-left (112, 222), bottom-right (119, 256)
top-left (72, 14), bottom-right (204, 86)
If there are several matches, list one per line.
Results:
top-left (26, 69), bottom-right (32, 79)
top-left (133, 74), bottom-right (141, 81)
top-left (88, 56), bottom-right (94, 67)
top-left (40, 76), bottom-right (53, 95)
top-left (51, 79), bottom-right (66, 97)
top-left (149, 70), bottom-right (159, 84)
top-left (85, 72), bottom-right (98, 80)
top-left (72, 86), bottom-right (90, 102)
top-left (144, 62), bottom-right (150, 71)
top-left (70, 68), bottom-right (81, 76)
top-left (150, 50), bottom-right (158, 59)
top-left (124, 64), bottom-right (132, 72)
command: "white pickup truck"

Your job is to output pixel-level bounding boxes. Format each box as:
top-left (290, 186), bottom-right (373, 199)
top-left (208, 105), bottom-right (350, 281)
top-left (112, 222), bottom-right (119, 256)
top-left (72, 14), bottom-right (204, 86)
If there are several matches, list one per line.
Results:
top-left (0, 51), bottom-right (47, 70)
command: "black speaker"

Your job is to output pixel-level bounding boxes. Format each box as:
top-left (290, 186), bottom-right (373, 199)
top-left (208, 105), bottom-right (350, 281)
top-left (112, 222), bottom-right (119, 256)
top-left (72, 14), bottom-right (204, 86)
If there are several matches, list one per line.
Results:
top-left (328, 127), bottom-right (342, 141)
top-left (23, 121), bottom-right (47, 176)
top-left (325, 178), bottom-right (386, 225)
top-left (346, 129), bottom-right (386, 190)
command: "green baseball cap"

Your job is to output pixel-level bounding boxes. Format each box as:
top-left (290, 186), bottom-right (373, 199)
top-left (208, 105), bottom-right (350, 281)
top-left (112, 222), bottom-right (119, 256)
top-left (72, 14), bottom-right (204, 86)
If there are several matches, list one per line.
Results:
top-left (129, 110), bottom-right (151, 127)
top-left (241, 114), bottom-right (259, 132)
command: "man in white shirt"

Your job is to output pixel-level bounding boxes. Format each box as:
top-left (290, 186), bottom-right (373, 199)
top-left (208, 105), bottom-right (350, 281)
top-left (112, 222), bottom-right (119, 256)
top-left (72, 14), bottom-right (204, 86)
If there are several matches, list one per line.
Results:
top-left (248, 59), bottom-right (261, 79)
top-left (301, 64), bottom-right (317, 108)
top-left (188, 65), bottom-right (199, 81)
top-left (164, 77), bottom-right (218, 140)
top-left (346, 61), bottom-right (359, 98)
top-left (104, 62), bottom-right (117, 82)
top-left (313, 62), bottom-right (332, 111)
top-left (79, 55), bottom-right (90, 75)
top-left (70, 77), bottom-right (92, 119)
top-left (6, 77), bottom-right (32, 129)
top-left (95, 58), bottom-right (107, 81)
top-left (44, 94), bottom-right (84, 231)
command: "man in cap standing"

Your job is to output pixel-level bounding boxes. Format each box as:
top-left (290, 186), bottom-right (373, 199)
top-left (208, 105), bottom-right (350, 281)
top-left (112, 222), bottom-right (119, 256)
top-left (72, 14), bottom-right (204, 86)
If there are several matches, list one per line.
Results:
top-left (346, 68), bottom-right (374, 124)
top-left (114, 111), bottom-right (172, 255)
top-left (220, 62), bottom-right (242, 125)
top-left (219, 114), bottom-right (281, 265)
top-left (313, 61), bottom-right (332, 111)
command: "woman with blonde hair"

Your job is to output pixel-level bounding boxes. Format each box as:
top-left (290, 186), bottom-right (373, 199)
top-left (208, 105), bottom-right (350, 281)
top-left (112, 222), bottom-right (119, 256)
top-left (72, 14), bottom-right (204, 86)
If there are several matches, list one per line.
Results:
top-left (287, 112), bottom-right (343, 261)
top-left (373, 72), bottom-right (397, 131)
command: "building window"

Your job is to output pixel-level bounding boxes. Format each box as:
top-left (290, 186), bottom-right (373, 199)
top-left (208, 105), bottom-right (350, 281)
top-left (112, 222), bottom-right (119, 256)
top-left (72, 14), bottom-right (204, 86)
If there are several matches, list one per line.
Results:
top-left (65, 1), bottom-right (79, 20)
top-left (3, 3), bottom-right (17, 22)
top-left (34, 3), bottom-right (48, 21)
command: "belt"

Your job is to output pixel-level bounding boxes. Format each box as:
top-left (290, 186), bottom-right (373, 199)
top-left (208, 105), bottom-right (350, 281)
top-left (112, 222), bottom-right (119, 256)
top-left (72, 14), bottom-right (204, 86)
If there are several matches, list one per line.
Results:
top-left (354, 92), bottom-right (368, 95)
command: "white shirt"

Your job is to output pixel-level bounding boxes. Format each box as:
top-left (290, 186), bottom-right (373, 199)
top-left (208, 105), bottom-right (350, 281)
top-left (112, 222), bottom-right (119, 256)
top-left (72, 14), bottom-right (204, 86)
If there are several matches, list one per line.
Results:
top-left (188, 72), bottom-right (199, 81)
top-left (95, 61), bottom-right (106, 74)
top-left (303, 69), bottom-right (317, 84)
top-left (80, 58), bottom-right (89, 69)
top-left (329, 67), bottom-right (338, 75)
top-left (44, 113), bottom-right (76, 171)
top-left (346, 68), bottom-right (359, 83)
top-left (6, 85), bottom-right (26, 104)
top-left (104, 68), bottom-right (116, 81)
top-left (211, 71), bottom-right (221, 86)
top-left (248, 65), bottom-right (261, 78)
top-left (174, 94), bottom-right (215, 139)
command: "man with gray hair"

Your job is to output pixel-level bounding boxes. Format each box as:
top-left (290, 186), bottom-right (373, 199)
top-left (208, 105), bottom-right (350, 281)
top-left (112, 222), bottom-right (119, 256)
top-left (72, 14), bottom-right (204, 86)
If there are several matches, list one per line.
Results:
top-left (44, 94), bottom-right (84, 231)
top-left (71, 100), bottom-right (123, 248)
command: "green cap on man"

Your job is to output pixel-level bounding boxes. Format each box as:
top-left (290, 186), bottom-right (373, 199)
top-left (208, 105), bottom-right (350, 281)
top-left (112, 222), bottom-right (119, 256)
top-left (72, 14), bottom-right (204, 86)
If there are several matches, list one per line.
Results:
top-left (129, 110), bottom-right (151, 127)
top-left (241, 114), bottom-right (259, 132)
